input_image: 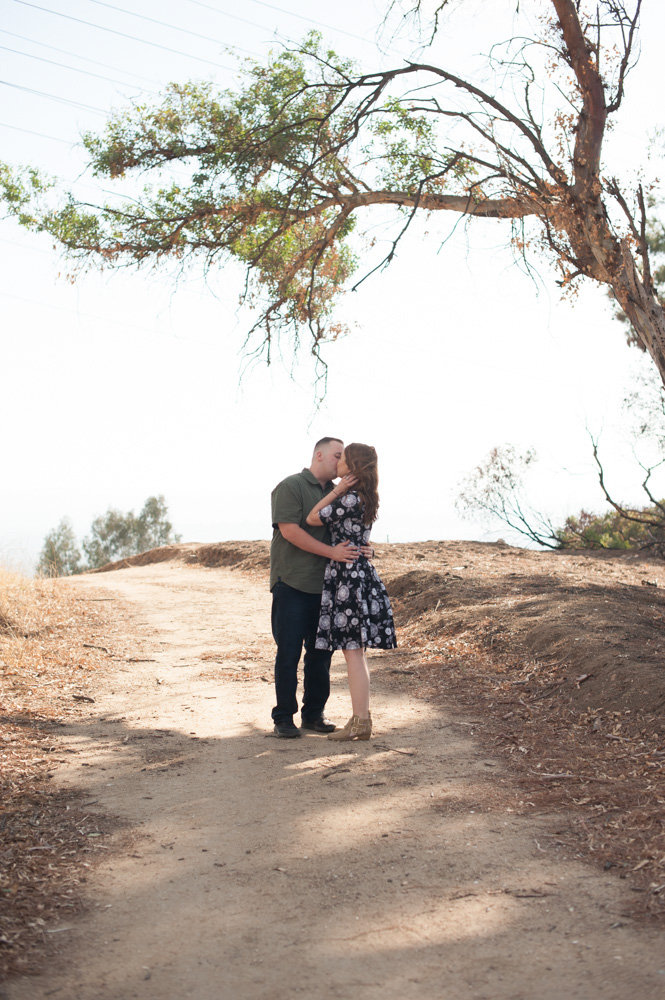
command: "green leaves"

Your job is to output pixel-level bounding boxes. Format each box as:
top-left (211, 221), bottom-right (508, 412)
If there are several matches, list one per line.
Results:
top-left (0, 162), bottom-right (54, 229)
top-left (1, 33), bottom-right (481, 353)
top-left (369, 97), bottom-right (470, 194)
top-left (556, 505), bottom-right (665, 552)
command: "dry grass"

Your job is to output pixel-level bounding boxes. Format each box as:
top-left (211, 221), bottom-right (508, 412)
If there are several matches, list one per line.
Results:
top-left (0, 568), bottom-right (117, 978)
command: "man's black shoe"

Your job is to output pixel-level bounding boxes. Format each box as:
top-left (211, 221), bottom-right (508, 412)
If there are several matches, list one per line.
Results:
top-left (301, 717), bottom-right (337, 734)
top-left (273, 720), bottom-right (302, 739)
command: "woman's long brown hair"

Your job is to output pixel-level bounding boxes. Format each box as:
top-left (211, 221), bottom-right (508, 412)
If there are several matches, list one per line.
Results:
top-left (344, 443), bottom-right (379, 525)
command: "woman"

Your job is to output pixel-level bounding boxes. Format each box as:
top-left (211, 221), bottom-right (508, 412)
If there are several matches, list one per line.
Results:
top-left (306, 442), bottom-right (396, 741)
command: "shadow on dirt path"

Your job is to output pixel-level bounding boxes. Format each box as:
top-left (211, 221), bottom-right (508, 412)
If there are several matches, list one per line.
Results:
top-left (3, 563), bottom-right (665, 1000)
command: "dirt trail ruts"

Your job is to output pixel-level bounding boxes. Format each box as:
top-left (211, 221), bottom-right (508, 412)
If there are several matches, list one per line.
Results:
top-left (4, 562), bottom-right (664, 1000)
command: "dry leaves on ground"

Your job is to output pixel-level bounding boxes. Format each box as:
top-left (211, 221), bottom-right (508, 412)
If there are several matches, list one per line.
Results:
top-left (0, 570), bottom-right (127, 978)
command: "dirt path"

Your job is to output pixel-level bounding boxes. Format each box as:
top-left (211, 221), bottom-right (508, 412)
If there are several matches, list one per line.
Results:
top-left (4, 562), bottom-right (665, 1000)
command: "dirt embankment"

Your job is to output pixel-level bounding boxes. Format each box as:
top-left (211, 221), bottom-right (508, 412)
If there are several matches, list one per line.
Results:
top-left (376, 539), bottom-right (665, 719)
top-left (88, 541), bottom-right (270, 576)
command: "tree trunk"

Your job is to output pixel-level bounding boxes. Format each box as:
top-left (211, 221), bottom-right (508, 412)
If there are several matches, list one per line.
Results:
top-left (560, 191), bottom-right (665, 385)
top-left (613, 246), bottom-right (665, 380)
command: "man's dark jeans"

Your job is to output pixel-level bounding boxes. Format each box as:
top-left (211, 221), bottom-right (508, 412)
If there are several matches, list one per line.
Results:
top-left (271, 581), bottom-right (332, 724)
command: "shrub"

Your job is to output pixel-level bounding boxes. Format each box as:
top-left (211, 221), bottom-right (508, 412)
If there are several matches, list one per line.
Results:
top-left (556, 504), bottom-right (665, 553)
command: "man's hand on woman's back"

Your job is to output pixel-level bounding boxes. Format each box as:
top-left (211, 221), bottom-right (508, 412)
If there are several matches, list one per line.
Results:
top-left (331, 541), bottom-right (358, 564)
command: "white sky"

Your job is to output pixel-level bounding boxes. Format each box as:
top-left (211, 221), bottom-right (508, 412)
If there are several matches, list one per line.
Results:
top-left (1, 0), bottom-right (664, 572)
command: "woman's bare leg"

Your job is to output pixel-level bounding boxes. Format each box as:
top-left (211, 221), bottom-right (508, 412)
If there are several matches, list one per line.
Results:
top-left (342, 648), bottom-right (370, 718)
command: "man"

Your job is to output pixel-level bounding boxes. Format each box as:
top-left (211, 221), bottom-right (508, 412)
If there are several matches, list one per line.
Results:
top-left (270, 437), bottom-right (359, 738)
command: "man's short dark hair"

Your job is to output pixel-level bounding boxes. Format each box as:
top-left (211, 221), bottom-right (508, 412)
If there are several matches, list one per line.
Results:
top-left (314, 436), bottom-right (343, 450)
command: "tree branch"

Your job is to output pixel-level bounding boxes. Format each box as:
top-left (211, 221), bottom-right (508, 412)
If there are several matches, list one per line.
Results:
top-left (606, 0), bottom-right (643, 113)
top-left (591, 434), bottom-right (663, 529)
top-left (552, 0), bottom-right (607, 200)
top-left (403, 60), bottom-right (567, 185)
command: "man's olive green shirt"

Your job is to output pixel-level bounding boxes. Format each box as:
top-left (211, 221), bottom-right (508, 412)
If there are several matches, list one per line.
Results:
top-left (270, 468), bottom-right (333, 593)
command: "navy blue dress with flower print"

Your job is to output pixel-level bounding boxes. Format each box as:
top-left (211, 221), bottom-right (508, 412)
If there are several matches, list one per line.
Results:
top-left (315, 490), bottom-right (397, 651)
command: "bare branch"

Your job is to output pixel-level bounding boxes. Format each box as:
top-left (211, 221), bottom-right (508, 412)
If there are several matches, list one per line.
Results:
top-left (404, 60), bottom-right (568, 185)
top-left (636, 457), bottom-right (665, 517)
top-left (606, 0), bottom-right (643, 113)
top-left (590, 434), bottom-right (663, 529)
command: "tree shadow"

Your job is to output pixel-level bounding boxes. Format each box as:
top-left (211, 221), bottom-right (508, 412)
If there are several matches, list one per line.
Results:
top-left (6, 690), bottom-right (663, 1000)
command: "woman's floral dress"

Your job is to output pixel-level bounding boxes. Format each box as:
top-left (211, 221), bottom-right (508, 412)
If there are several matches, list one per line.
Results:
top-left (315, 490), bottom-right (397, 651)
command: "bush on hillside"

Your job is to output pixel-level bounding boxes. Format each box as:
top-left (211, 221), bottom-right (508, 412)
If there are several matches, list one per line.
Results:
top-left (556, 504), bottom-right (665, 554)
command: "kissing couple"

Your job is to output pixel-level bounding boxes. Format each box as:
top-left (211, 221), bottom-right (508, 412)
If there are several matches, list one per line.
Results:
top-left (269, 437), bottom-right (396, 741)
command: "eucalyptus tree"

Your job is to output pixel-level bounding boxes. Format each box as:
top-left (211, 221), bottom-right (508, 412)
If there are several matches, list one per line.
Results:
top-left (4, 1), bottom-right (664, 381)
top-left (37, 496), bottom-right (181, 574)
top-left (81, 495), bottom-right (181, 568)
top-left (36, 518), bottom-right (83, 577)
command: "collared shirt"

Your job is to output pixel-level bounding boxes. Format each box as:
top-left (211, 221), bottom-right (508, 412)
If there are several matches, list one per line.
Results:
top-left (270, 468), bottom-right (333, 593)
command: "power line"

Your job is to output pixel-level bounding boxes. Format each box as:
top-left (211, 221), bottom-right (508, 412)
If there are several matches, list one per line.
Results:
top-left (183, 0), bottom-right (293, 41)
top-left (0, 237), bottom-right (56, 254)
top-left (184, 0), bottom-right (401, 62)
top-left (13, 1), bottom-right (238, 72)
top-left (0, 28), bottom-right (160, 85)
top-left (243, 0), bottom-right (372, 45)
top-left (0, 288), bottom-right (172, 338)
top-left (185, 0), bottom-right (370, 46)
top-left (84, 0), bottom-right (259, 58)
top-left (0, 121), bottom-right (73, 144)
top-left (0, 42), bottom-right (153, 91)
top-left (0, 79), bottom-right (108, 115)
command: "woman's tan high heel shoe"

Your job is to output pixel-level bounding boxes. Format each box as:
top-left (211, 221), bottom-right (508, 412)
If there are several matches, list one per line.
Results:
top-left (327, 713), bottom-right (372, 741)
